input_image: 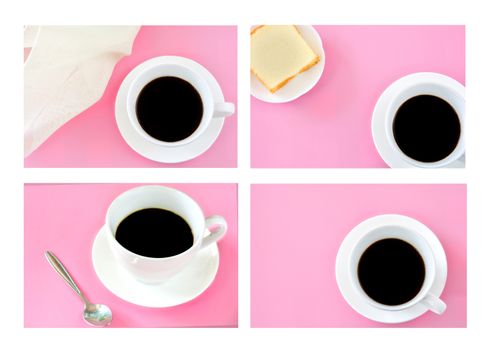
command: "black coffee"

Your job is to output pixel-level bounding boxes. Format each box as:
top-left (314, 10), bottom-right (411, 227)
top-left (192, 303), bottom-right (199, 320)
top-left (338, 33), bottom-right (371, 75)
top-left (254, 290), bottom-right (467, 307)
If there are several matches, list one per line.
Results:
top-left (393, 94), bottom-right (460, 163)
top-left (115, 208), bottom-right (194, 258)
top-left (136, 77), bottom-right (203, 142)
top-left (357, 238), bottom-right (425, 306)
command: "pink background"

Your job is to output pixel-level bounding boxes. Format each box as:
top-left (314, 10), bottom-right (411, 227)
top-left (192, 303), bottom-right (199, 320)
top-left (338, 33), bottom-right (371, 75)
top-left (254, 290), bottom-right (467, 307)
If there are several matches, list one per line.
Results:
top-left (251, 25), bottom-right (465, 168)
top-left (251, 184), bottom-right (466, 327)
top-left (24, 183), bottom-right (238, 327)
top-left (25, 26), bottom-right (237, 168)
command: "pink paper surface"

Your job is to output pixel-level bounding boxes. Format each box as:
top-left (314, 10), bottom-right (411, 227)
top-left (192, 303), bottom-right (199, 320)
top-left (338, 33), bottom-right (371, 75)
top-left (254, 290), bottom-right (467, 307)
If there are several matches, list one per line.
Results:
top-left (251, 184), bottom-right (466, 327)
top-left (24, 183), bottom-right (238, 327)
top-left (24, 26), bottom-right (237, 168)
top-left (251, 25), bottom-right (465, 168)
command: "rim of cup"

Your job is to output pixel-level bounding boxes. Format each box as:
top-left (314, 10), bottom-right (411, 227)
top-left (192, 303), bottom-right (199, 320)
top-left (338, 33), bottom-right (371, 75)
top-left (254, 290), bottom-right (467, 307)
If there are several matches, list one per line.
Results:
top-left (126, 62), bottom-right (214, 147)
top-left (348, 224), bottom-right (437, 311)
top-left (105, 185), bottom-right (205, 262)
top-left (385, 72), bottom-right (465, 168)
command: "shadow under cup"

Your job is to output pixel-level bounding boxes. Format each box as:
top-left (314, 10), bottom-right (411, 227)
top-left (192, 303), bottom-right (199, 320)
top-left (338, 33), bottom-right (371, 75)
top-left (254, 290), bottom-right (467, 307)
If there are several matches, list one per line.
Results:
top-left (349, 225), bottom-right (437, 311)
top-left (105, 186), bottom-right (207, 284)
top-left (386, 81), bottom-right (465, 167)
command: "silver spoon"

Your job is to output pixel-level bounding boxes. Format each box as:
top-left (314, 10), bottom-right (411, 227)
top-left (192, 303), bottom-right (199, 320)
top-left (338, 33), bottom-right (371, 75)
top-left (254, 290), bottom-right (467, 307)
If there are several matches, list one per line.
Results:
top-left (45, 251), bottom-right (112, 327)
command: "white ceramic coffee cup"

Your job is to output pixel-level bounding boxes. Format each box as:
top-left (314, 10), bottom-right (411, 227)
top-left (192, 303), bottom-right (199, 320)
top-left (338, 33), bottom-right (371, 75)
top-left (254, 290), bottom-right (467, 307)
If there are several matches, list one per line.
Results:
top-left (105, 185), bottom-right (227, 284)
top-left (126, 56), bottom-right (234, 147)
top-left (384, 72), bottom-right (465, 168)
top-left (348, 219), bottom-right (446, 315)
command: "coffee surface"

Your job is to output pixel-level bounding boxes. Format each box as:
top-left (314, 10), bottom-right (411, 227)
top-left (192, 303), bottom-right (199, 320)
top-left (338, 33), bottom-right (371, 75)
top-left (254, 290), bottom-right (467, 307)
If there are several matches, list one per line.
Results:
top-left (357, 238), bottom-right (425, 306)
top-left (136, 76), bottom-right (203, 142)
top-left (115, 208), bottom-right (194, 258)
top-left (393, 94), bottom-right (460, 163)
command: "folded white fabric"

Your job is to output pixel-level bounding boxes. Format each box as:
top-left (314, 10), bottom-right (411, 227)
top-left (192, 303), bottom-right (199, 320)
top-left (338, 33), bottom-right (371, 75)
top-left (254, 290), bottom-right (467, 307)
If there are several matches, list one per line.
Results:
top-left (24, 26), bottom-right (140, 157)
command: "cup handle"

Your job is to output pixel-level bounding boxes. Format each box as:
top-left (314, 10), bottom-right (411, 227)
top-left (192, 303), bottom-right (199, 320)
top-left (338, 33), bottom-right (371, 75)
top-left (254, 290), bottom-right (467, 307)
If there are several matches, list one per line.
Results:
top-left (201, 215), bottom-right (228, 249)
top-left (213, 102), bottom-right (235, 118)
top-left (421, 293), bottom-right (447, 315)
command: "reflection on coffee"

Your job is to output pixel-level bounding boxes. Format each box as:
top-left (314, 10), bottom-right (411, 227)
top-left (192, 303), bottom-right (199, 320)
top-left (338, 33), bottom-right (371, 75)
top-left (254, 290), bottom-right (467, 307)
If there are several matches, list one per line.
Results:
top-left (357, 238), bottom-right (425, 306)
top-left (393, 94), bottom-right (460, 163)
top-left (136, 77), bottom-right (203, 142)
top-left (115, 208), bottom-right (194, 258)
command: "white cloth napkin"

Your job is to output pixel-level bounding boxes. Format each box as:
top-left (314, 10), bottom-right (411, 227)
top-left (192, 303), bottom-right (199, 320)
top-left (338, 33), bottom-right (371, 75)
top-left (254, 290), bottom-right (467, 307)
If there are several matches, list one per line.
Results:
top-left (24, 26), bottom-right (140, 157)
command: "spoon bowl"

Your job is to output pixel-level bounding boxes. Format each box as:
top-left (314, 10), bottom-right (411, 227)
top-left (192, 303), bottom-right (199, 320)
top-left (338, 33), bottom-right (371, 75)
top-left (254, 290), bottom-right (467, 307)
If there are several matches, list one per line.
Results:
top-left (83, 303), bottom-right (113, 327)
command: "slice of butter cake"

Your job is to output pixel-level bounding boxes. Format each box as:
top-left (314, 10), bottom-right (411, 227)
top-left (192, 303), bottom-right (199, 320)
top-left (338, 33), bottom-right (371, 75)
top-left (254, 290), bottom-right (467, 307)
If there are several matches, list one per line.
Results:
top-left (251, 25), bottom-right (320, 93)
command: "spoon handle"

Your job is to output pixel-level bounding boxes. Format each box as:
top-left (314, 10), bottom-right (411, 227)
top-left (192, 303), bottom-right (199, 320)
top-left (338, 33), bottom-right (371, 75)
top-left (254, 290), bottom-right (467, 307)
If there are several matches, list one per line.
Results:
top-left (45, 251), bottom-right (89, 305)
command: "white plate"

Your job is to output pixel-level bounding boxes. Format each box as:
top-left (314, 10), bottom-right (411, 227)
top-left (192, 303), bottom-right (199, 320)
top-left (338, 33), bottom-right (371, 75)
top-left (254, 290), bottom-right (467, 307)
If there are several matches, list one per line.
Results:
top-left (372, 72), bottom-right (465, 168)
top-left (335, 214), bottom-right (447, 324)
top-left (115, 56), bottom-right (226, 163)
top-left (250, 25), bottom-right (325, 103)
top-left (92, 225), bottom-right (220, 308)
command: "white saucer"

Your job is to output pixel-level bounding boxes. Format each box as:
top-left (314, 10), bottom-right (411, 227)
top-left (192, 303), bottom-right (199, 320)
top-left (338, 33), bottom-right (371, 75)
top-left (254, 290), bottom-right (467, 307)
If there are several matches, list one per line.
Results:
top-left (92, 226), bottom-right (220, 307)
top-left (250, 25), bottom-right (325, 103)
top-left (335, 214), bottom-right (447, 324)
top-left (372, 72), bottom-right (465, 168)
top-left (115, 56), bottom-right (226, 163)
